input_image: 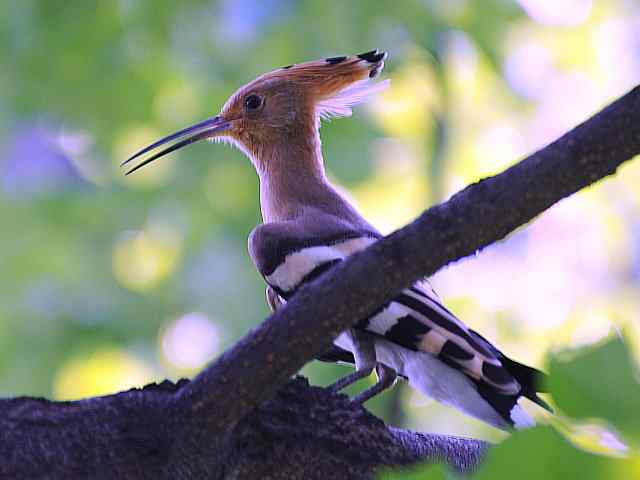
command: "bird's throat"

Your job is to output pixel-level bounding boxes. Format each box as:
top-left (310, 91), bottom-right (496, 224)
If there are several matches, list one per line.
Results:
top-left (257, 146), bottom-right (330, 223)
top-left (249, 127), bottom-right (363, 226)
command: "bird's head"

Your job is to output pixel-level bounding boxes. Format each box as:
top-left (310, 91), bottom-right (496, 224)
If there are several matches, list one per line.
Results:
top-left (123, 50), bottom-right (389, 174)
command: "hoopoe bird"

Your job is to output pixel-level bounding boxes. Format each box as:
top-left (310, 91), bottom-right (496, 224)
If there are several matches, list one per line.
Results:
top-left (124, 50), bottom-right (551, 430)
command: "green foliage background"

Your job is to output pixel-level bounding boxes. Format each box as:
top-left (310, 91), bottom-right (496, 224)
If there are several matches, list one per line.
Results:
top-left (1, 1), bottom-right (639, 477)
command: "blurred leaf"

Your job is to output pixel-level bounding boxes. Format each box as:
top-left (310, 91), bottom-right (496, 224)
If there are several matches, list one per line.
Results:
top-left (379, 463), bottom-right (448, 480)
top-left (548, 336), bottom-right (640, 445)
top-left (475, 426), bottom-right (625, 480)
top-left (381, 428), bottom-right (640, 479)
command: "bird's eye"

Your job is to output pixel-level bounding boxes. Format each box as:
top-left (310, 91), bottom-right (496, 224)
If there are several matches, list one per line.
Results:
top-left (244, 94), bottom-right (263, 111)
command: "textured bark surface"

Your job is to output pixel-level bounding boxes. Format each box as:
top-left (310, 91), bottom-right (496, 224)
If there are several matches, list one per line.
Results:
top-left (1, 86), bottom-right (639, 479)
top-left (1, 377), bottom-right (486, 479)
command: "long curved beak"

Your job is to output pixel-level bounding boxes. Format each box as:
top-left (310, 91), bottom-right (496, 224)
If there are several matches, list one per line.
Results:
top-left (121, 115), bottom-right (231, 175)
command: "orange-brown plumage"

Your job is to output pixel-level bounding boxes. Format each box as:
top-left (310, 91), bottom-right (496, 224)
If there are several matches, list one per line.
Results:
top-left (215, 51), bottom-right (388, 170)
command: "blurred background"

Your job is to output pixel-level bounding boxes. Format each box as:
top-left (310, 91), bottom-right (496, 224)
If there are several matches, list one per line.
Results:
top-left (1, 0), bottom-right (639, 443)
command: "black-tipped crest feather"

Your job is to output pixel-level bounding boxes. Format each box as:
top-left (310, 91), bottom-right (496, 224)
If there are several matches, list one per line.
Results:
top-left (357, 49), bottom-right (386, 63)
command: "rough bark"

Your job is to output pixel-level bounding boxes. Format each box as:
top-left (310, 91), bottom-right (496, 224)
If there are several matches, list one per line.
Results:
top-left (1, 377), bottom-right (486, 479)
top-left (1, 86), bottom-right (639, 479)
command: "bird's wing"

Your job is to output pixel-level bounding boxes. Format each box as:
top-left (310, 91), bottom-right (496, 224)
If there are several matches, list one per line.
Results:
top-left (249, 220), bottom-right (520, 395)
top-left (363, 280), bottom-right (520, 394)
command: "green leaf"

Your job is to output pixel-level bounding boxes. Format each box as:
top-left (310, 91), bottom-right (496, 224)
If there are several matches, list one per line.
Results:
top-left (548, 336), bottom-right (640, 445)
top-left (474, 426), bottom-right (622, 480)
top-left (380, 427), bottom-right (638, 479)
top-left (379, 463), bottom-right (448, 480)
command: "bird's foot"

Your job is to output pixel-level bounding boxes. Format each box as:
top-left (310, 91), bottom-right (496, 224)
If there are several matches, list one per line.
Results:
top-left (327, 363), bottom-right (397, 404)
top-left (352, 364), bottom-right (397, 404)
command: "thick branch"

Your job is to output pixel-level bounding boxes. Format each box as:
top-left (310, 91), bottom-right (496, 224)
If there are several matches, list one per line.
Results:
top-left (0, 377), bottom-right (486, 478)
top-left (181, 86), bottom-right (640, 431)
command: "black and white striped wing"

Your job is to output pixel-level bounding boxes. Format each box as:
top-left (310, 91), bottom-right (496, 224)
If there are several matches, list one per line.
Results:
top-left (249, 225), bottom-right (520, 395)
top-left (364, 280), bottom-right (520, 394)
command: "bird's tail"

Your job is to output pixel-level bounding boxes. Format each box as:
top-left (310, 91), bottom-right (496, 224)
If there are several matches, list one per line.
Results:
top-left (500, 355), bottom-right (553, 413)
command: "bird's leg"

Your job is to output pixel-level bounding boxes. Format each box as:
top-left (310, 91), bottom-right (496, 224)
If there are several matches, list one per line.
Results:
top-left (352, 364), bottom-right (397, 404)
top-left (328, 329), bottom-right (377, 392)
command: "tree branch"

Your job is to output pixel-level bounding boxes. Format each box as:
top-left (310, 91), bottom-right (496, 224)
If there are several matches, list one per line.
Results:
top-left (1, 377), bottom-right (486, 478)
top-left (2, 86), bottom-right (639, 479)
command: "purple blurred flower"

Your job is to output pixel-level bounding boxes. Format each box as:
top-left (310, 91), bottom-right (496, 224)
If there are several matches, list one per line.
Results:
top-left (214, 0), bottom-right (289, 46)
top-left (1, 125), bottom-right (86, 199)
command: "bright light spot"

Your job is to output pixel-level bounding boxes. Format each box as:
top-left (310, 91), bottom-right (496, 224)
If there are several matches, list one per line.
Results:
top-left (599, 430), bottom-right (628, 454)
top-left (504, 42), bottom-right (555, 100)
top-left (517, 0), bottom-right (592, 26)
top-left (352, 138), bottom-right (429, 233)
top-left (114, 125), bottom-right (176, 188)
top-left (153, 82), bottom-right (198, 125)
top-left (113, 223), bottom-right (182, 292)
top-left (527, 71), bottom-right (599, 148)
top-left (473, 123), bottom-right (524, 176)
top-left (594, 19), bottom-right (640, 95)
top-left (370, 61), bottom-right (439, 138)
top-left (446, 31), bottom-right (478, 90)
top-left (565, 424), bottom-right (629, 457)
top-left (162, 312), bottom-right (221, 370)
top-left (53, 347), bottom-right (155, 400)
top-left (567, 309), bottom-right (616, 348)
